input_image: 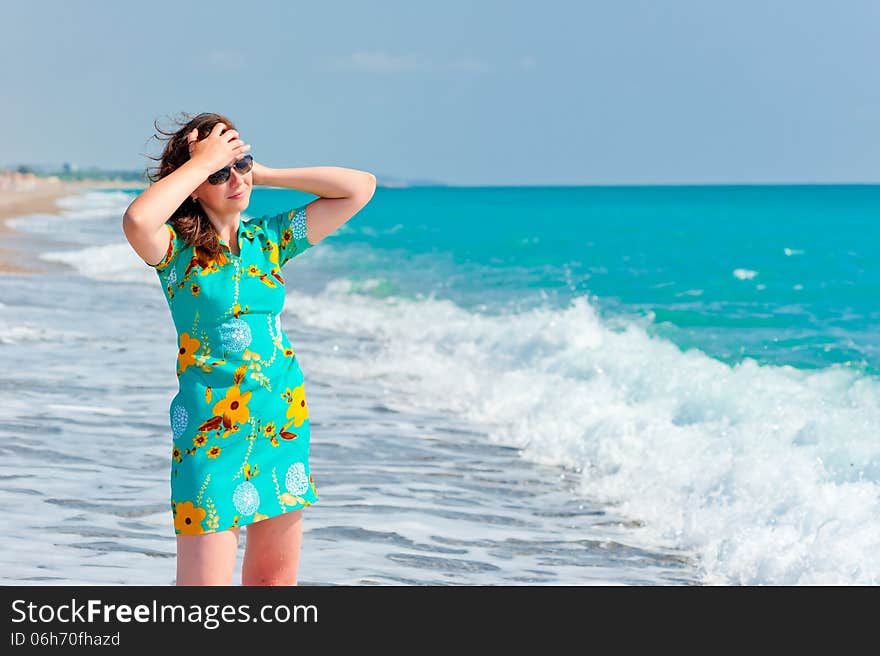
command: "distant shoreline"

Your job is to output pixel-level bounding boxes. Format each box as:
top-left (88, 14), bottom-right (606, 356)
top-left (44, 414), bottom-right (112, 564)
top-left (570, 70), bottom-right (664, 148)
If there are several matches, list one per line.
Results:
top-left (0, 178), bottom-right (144, 273)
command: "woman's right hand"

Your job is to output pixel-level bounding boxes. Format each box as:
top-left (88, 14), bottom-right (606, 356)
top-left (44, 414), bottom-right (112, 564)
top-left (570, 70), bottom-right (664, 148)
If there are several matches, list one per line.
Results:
top-left (187, 123), bottom-right (251, 172)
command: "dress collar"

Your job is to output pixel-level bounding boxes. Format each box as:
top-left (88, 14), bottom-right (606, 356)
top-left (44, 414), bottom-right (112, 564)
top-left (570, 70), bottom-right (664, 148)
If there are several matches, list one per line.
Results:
top-left (217, 217), bottom-right (256, 246)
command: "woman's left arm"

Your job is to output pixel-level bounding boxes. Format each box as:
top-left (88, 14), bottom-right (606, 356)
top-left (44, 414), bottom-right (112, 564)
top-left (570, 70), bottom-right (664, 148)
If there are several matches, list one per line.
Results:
top-left (252, 163), bottom-right (376, 245)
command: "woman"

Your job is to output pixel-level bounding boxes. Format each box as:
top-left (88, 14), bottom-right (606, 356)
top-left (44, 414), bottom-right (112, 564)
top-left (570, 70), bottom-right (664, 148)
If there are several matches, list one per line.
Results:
top-left (122, 112), bottom-right (376, 585)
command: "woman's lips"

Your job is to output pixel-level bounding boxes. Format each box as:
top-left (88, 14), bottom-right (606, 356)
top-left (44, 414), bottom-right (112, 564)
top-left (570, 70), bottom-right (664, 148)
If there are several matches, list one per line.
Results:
top-left (228, 190), bottom-right (246, 199)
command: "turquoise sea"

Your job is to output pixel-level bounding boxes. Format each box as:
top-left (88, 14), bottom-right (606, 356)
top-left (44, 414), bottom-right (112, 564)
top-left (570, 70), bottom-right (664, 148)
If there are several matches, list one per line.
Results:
top-left (246, 184), bottom-right (880, 373)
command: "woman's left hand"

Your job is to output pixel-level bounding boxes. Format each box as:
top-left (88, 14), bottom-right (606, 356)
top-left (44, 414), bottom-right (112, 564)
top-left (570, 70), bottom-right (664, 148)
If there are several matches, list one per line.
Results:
top-left (251, 160), bottom-right (271, 186)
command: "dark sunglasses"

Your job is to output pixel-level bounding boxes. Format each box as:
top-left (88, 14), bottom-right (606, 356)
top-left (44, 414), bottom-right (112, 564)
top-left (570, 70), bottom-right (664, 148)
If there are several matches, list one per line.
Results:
top-left (207, 154), bottom-right (254, 185)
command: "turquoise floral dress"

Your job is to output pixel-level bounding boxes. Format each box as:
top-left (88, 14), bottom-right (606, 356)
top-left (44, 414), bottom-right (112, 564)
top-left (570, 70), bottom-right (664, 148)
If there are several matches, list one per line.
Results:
top-left (146, 204), bottom-right (319, 535)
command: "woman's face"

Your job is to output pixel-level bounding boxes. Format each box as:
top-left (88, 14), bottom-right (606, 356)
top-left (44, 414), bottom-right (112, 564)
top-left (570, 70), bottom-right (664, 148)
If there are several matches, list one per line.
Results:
top-left (190, 154), bottom-right (252, 213)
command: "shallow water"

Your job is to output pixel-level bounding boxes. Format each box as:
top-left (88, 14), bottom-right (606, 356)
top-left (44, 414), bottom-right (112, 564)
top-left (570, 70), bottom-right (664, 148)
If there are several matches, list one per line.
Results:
top-left (0, 192), bottom-right (698, 585)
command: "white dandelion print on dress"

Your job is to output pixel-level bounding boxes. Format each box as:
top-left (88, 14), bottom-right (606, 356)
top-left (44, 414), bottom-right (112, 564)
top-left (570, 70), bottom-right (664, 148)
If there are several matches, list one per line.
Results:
top-left (291, 207), bottom-right (307, 239)
top-left (218, 317), bottom-right (252, 353)
top-left (171, 400), bottom-right (188, 439)
top-left (232, 480), bottom-right (260, 515)
top-left (285, 462), bottom-right (309, 495)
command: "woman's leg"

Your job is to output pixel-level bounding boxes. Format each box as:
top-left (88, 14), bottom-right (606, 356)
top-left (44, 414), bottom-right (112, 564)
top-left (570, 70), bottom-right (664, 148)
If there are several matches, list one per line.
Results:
top-left (175, 526), bottom-right (240, 585)
top-left (241, 509), bottom-right (303, 586)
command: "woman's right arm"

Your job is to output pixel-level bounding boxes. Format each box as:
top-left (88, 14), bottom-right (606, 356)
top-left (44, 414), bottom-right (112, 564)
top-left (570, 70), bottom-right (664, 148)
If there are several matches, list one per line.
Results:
top-left (122, 122), bottom-right (249, 266)
top-left (122, 157), bottom-right (214, 267)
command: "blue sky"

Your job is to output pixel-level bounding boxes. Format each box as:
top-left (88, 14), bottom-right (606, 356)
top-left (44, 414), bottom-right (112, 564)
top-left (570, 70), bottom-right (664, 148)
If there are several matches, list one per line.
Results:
top-left (3, 1), bottom-right (880, 185)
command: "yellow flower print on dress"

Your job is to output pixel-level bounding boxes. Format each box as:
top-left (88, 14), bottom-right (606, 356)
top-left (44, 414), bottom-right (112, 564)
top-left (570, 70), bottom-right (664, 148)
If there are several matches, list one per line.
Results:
top-left (245, 260), bottom-right (282, 288)
top-left (280, 492), bottom-right (305, 506)
top-left (213, 385), bottom-right (253, 428)
top-left (266, 239), bottom-right (280, 265)
top-left (173, 500), bottom-right (206, 535)
top-left (262, 421), bottom-right (281, 446)
top-left (177, 333), bottom-right (200, 374)
top-left (282, 383), bottom-right (309, 427)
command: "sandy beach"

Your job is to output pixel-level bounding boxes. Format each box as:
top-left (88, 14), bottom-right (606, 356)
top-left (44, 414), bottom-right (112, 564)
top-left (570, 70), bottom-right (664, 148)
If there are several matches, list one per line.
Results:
top-left (0, 176), bottom-right (145, 273)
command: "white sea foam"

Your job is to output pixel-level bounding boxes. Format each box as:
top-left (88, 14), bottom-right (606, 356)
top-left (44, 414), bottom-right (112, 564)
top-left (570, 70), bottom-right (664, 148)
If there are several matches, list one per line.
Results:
top-left (0, 320), bottom-right (50, 344)
top-left (40, 243), bottom-right (156, 284)
top-left (5, 192), bottom-right (133, 232)
top-left (0, 315), bottom-right (96, 346)
top-left (55, 190), bottom-right (135, 217)
top-left (279, 285), bottom-right (880, 585)
top-left (733, 268), bottom-right (758, 280)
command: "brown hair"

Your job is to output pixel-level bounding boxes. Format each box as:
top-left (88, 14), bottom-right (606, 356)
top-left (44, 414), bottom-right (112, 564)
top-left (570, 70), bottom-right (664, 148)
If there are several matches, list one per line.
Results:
top-left (145, 111), bottom-right (236, 264)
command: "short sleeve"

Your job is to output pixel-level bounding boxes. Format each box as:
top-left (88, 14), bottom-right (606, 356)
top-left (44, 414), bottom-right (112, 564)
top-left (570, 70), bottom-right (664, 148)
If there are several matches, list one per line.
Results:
top-left (148, 223), bottom-right (183, 271)
top-left (261, 203), bottom-right (314, 267)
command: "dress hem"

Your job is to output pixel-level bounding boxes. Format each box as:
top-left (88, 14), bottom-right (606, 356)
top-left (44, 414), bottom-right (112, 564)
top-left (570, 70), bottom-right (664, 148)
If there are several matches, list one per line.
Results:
top-left (172, 495), bottom-right (319, 536)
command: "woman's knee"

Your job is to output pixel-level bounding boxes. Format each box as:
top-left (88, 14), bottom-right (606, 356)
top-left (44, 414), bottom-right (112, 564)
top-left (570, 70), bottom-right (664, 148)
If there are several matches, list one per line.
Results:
top-left (241, 510), bottom-right (303, 586)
